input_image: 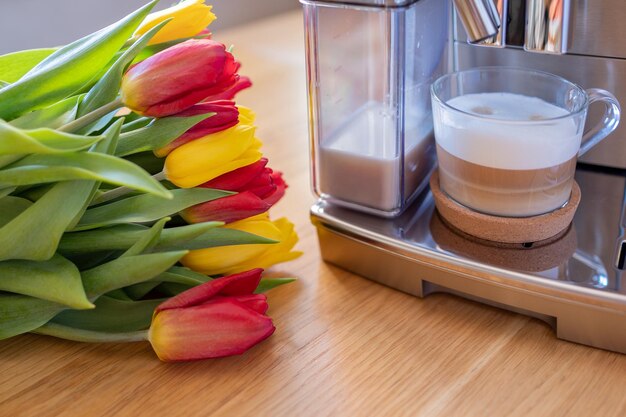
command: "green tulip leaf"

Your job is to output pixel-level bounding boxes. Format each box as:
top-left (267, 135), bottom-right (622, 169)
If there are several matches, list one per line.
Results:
top-left (0, 254), bottom-right (93, 309)
top-left (0, 80), bottom-right (9, 88)
top-left (10, 95), bottom-right (82, 129)
top-left (158, 282), bottom-right (192, 297)
top-left (81, 250), bottom-right (188, 299)
top-left (0, 187), bottom-right (16, 199)
top-left (154, 266), bottom-right (210, 286)
top-left (0, 152), bottom-right (172, 198)
top-left (122, 151), bottom-right (165, 175)
top-left (0, 120), bottom-right (103, 155)
top-left (0, 180), bottom-right (97, 262)
top-left (0, 155), bottom-right (24, 170)
top-left (33, 323), bottom-right (148, 343)
top-left (0, 48), bottom-right (56, 83)
top-left (122, 217), bottom-right (169, 257)
top-left (78, 20), bottom-right (171, 117)
top-left (115, 113), bottom-right (213, 157)
top-left (255, 278), bottom-right (297, 294)
top-left (124, 282), bottom-right (161, 300)
top-left (0, 1), bottom-right (157, 120)
top-left (58, 220), bottom-right (276, 254)
top-left (0, 294), bottom-right (64, 340)
top-left (0, 196), bottom-right (33, 227)
top-left (105, 289), bottom-right (134, 301)
top-left (155, 226), bottom-right (278, 251)
top-left (73, 188), bottom-right (232, 231)
top-left (51, 296), bottom-right (163, 333)
top-left (120, 117), bottom-right (152, 133)
top-left (59, 221), bottom-right (220, 254)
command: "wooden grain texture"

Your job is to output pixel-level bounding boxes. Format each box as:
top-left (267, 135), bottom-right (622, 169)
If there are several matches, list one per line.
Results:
top-left (2, 11), bottom-right (626, 417)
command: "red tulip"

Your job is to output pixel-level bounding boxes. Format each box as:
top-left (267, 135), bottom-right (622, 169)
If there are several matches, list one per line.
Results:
top-left (181, 158), bottom-right (288, 224)
top-left (155, 100), bottom-right (239, 157)
top-left (149, 268), bottom-right (274, 362)
top-left (121, 39), bottom-right (239, 117)
top-left (203, 76), bottom-right (252, 102)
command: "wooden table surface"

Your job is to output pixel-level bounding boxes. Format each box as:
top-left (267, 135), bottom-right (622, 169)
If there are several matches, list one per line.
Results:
top-left (2, 11), bottom-right (626, 417)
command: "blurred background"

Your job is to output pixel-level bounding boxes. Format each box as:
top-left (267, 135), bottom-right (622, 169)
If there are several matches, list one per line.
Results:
top-left (0, 0), bottom-right (299, 54)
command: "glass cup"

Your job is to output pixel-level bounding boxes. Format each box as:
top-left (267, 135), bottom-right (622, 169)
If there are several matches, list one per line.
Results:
top-left (430, 67), bottom-right (621, 217)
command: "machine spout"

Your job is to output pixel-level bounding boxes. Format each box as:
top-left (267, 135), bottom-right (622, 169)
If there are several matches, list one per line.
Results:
top-left (453, 0), bottom-right (501, 43)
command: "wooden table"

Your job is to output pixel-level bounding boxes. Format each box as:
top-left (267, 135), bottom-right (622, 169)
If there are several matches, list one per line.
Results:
top-left (2, 11), bottom-right (626, 417)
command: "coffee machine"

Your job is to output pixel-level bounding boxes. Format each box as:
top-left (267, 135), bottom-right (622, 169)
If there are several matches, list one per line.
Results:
top-left (303, 0), bottom-right (626, 353)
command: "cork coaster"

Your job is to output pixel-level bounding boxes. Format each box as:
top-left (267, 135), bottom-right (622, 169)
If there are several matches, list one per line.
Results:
top-left (429, 170), bottom-right (581, 244)
top-left (430, 211), bottom-right (578, 272)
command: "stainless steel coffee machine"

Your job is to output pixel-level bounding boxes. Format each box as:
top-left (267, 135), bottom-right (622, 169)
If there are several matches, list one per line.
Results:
top-left (303, 0), bottom-right (626, 353)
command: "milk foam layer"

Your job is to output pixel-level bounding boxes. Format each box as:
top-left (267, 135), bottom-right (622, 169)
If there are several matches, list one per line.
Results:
top-left (435, 93), bottom-right (581, 170)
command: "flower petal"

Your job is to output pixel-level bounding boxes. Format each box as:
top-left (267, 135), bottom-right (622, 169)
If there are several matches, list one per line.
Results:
top-left (200, 158), bottom-right (268, 191)
top-left (155, 268), bottom-right (263, 312)
top-left (181, 191), bottom-right (272, 224)
top-left (150, 297), bottom-right (274, 361)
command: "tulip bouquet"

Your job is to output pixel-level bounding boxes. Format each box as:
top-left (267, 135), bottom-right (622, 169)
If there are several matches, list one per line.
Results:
top-left (0, 0), bottom-right (301, 361)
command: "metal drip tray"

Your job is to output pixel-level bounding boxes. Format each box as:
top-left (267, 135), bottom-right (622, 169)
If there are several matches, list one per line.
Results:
top-left (311, 166), bottom-right (626, 353)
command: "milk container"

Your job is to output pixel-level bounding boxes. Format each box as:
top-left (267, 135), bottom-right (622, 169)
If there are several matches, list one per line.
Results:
top-left (302, 0), bottom-right (501, 216)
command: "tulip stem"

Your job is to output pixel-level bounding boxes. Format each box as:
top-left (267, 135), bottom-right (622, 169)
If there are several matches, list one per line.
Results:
top-left (34, 323), bottom-right (148, 343)
top-left (90, 171), bottom-right (166, 205)
top-left (58, 98), bottom-right (124, 133)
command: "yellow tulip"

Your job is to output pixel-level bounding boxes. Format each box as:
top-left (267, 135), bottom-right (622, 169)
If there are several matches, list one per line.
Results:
top-left (181, 214), bottom-right (302, 275)
top-left (135, 0), bottom-right (216, 46)
top-left (165, 122), bottom-right (263, 188)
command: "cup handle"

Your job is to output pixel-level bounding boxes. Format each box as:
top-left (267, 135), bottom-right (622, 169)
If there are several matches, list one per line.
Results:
top-left (578, 88), bottom-right (621, 157)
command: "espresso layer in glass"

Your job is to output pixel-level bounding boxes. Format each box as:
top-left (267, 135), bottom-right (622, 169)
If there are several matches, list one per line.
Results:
top-left (437, 145), bottom-right (577, 216)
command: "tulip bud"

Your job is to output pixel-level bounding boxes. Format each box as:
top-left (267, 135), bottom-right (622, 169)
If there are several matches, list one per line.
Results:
top-left (164, 122), bottom-right (262, 188)
top-left (149, 269), bottom-right (275, 361)
top-left (181, 214), bottom-right (302, 276)
top-left (181, 191), bottom-right (272, 224)
top-left (121, 39), bottom-right (239, 117)
top-left (154, 101), bottom-right (239, 157)
top-left (134, 0), bottom-right (216, 46)
top-left (181, 158), bottom-right (288, 224)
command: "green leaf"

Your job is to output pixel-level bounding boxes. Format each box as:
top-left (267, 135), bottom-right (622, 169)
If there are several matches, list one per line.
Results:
top-left (59, 221), bottom-right (220, 254)
top-left (255, 278), bottom-right (297, 294)
top-left (33, 323), bottom-right (147, 343)
top-left (122, 217), bottom-right (169, 257)
top-left (0, 180), bottom-right (97, 261)
top-left (81, 251), bottom-right (187, 299)
top-left (0, 196), bottom-right (32, 227)
top-left (158, 282), bottom-right (192, 297)
top-left (58, 221), bottom-right (276, 254)
top-left (0, 120), bottom-right (102, 155)
top-left (116, 113), bottom-right (213, 157)
top-left (120, 117), bottom-right (152, 133)
top-left (0, 48), bottom-right (56, 83)
top-left (0, 187), bottom-right (16, 199)
top-left (154, 266), bottom-right (210, 286)
top-left (154, 227), bottom-right (278, 251)
top-left (0, 254), bottom-right (93, 309)
top-left (123, 151), bottom-right (165, 175)
top-left (73, 188), bottom-right (231, 231)
top-left (78, 20), bottom-right (170, 117)
top-left (10, 95), bottom-right (82, 129)
top-left (0, 2), bottom-right (157, 120)
top-left (51, 296), bottom-right (162, 332)
top-left (0, 80), bottom-right (9, 88)
top-left (0, 152), bottom-right (172, 198)
top-left (124, 282), bottom-right (161, 300)
top-left (65, 120), bottom-right (122, 232)
top-left (0, 294), bottom-right (63, 340)
top-left (105, 289), bottom-right (134, 301)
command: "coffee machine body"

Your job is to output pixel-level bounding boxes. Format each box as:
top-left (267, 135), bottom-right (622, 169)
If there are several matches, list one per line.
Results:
top-left (305, 0), bottom-right (626, 353)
